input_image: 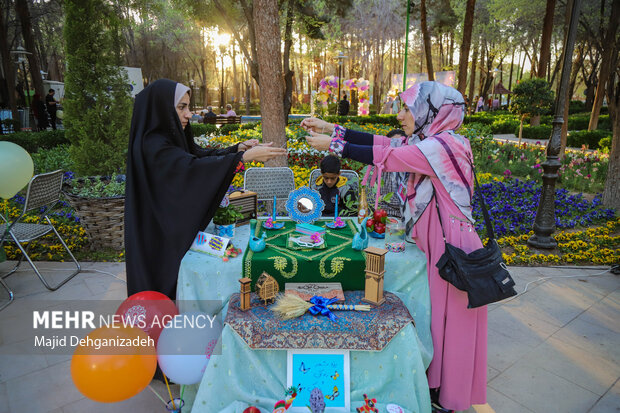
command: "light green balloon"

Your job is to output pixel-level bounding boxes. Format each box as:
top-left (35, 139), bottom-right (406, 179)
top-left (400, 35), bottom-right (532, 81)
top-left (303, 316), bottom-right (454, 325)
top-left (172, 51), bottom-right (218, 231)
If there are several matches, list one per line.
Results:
top-left (0, 141), bottom-right (34, 199)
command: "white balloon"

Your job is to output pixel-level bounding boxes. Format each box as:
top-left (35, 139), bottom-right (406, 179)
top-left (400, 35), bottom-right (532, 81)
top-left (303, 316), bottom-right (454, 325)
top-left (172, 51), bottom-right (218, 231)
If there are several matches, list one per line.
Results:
top-left (156, 312), bottom-right (222, 385)
top-left (0, 142), bottom-right (33, 199)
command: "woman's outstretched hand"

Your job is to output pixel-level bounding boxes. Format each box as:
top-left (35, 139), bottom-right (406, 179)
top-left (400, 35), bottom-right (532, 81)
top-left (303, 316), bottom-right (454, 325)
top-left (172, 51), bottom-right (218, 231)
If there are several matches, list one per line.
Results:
top-left (242, 143), bottom-right (287, 163)
top-left (300, 117), bottom-right (334, 135)
top-left (238, 139), bottom-right (259, 151)
top-left (305, 130), bottom-right (333, 152)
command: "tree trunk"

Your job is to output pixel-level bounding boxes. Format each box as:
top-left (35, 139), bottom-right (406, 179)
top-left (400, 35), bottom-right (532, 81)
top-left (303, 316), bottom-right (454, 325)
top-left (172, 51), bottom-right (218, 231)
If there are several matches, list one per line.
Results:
top-left (420, 0), bottom-right (434, 81)
top-left (439, 34), bottom-right (444, 69)
top-left (478, 40), bottom-right (486, 97)
top-left (449, 31), bottom-right (454, 67)
top-left (0, 4), bottom-right (18, 122)
top-left (602, 48), bottom-right (619, 210)
top-left (588, 0), bottom-right (620, 131)
top-left (232, 40), bottom-right (238, 107)
top-left (282, 0), bottom-right (294, 122)
top-left (468, 38), bottom-right (478, 106)
top-left (15, 0), bottom-right (45, 98)
top-left (457, 0), bottom-right (476, 95)
top-left (537, 0), bottom-right (557, 80)
top-left (561, 44), bottom-right (583, 156)
top-left (507, 47), bottom-right (515, 106)
top-left (253, 0), bottom-right (286, 166)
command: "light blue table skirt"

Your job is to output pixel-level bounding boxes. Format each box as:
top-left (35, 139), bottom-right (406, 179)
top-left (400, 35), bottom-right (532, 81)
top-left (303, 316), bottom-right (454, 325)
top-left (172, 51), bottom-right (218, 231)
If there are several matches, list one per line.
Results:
top-left (177, 221), bottom-right (432, 413)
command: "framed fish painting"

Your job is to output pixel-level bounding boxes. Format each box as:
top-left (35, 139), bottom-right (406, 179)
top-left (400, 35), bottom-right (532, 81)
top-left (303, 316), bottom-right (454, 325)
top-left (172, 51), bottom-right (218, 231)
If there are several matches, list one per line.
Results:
top-left (286, 349), bottom-right (350, 412)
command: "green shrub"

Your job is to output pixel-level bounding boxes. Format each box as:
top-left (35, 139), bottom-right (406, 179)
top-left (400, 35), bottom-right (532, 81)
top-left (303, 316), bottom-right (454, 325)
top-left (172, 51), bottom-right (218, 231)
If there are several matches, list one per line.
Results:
top-left (322, 114), bottom-right (400, 127)
top-left (291, 103), bottom-right (310, 114)
top-left (220, 124), bottom-right (242, 134)
top-left (516, 125), bottom-right (553, 141)
top-left (191, 123), bottom-right (218, 136)
top-left (568, 100), bottom-right (585, 114)
top-left (0, 130), bottom-right (69, 153)
top-left (489, 119), bottom-right (520, 134)
top-left (68, 175), bottom-right (125, 198)
top-left (566, 113), bottom-right (610, 131)
top-left (31, 144), bottom-right (74, 174)
top-left (464, 113), bottom-right (496, 125)
top-left (567, 130), bottom-right (612, 149)
top-left (64, 0), bottom-right (133, 176)
top-left (598, 136), bottom-right (611, 151)
top-left (511, 79), bottom-right (554, 134)
top-left (240, 121), bottom-right (260, 130)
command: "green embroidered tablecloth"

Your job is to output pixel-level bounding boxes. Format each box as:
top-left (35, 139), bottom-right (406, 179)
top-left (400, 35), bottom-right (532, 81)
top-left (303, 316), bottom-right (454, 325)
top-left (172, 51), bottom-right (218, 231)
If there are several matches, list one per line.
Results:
top-left (242, 219), bottom-right (366, 291)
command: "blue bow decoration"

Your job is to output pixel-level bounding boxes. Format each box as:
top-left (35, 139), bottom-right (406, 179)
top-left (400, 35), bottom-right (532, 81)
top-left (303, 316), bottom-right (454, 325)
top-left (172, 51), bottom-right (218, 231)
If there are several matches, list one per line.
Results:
top-left (308, 296), bottom-right (339, 322)
top-left (217, 224), bottom-right (234, 238)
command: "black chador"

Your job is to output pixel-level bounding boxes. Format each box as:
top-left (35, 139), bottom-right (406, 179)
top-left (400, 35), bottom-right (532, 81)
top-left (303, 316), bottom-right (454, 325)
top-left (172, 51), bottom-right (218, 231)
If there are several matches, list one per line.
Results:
top-left (125, 79), bottom-right (243, 300)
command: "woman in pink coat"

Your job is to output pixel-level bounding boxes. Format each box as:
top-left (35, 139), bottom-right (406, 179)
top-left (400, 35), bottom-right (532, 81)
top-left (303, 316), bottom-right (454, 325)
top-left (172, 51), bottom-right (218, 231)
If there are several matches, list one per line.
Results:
top-left (302, 81), bottom-right (491, 413)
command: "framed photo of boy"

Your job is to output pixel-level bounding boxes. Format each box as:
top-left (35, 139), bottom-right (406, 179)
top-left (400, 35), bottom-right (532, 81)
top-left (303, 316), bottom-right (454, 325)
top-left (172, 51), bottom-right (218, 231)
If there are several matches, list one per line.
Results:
top-left (286, 349), bottom-right (350, 412)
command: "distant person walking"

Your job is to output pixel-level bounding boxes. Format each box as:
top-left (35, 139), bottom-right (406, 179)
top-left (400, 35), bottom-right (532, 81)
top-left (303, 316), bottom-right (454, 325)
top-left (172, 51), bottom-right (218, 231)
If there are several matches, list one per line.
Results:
top-left (475, 96), bottom-right (484, 113)
top-left (337, 93), bottom-right (350, 116)
top-left (31, 93), bottom-right (48, 131)
top-left (381, 97), bottom-right (394, 114)
top-left (45, 89), bottom-right (58, 130)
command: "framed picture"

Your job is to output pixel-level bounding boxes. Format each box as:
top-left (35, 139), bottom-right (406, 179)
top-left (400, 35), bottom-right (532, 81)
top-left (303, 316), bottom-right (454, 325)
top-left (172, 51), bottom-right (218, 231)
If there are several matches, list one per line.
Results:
top-left (286, 349), bottom-right (350, 412)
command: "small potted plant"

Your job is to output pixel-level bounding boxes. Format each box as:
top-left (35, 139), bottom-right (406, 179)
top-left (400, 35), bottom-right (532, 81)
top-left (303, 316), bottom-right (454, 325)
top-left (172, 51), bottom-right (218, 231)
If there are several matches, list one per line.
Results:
top-left (212, 196), bottom-right (244, 238)
top-left (62, 173), bottom-right (126, 251)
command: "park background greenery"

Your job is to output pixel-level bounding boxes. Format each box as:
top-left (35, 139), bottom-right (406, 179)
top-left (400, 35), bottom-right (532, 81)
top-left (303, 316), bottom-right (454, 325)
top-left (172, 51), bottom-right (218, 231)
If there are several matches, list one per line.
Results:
top-left (0, 0), bottom-right (618, 265)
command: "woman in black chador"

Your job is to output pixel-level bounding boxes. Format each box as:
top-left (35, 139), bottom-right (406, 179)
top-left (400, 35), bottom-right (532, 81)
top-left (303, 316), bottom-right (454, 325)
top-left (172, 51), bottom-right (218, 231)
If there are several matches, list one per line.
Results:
top-left (125, 79), bottom-right (286, 300)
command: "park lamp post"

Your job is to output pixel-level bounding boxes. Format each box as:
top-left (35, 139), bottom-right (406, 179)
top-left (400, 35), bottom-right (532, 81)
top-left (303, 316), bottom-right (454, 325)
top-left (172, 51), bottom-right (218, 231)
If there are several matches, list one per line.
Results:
top-left (528, 0), bottom-right (582, 249)
top-left (10, 45), bottom-right (32, 107)
top-left (337, 52), bottom-right (347, 106)
top-left (189, 79), bottom-right (196, 111)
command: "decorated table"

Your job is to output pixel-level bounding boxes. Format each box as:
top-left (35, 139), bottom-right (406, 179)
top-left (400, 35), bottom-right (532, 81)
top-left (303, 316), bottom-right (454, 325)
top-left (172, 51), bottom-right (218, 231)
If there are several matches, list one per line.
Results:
top-left (177, 219), bottom-right (432, 412)
top-left (243, 220), bottom-right (366, 291)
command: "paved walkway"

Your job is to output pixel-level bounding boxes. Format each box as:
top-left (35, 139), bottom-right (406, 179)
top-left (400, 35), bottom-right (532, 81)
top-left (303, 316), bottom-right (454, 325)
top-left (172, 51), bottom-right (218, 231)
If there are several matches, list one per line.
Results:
top-left (0, 261), bottom-right (618, 413)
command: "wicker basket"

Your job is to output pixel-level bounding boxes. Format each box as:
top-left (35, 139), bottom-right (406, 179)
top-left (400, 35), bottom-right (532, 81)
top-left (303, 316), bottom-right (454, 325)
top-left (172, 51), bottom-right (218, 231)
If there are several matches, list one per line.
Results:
top-left (63, 190), bottom-right (125, 251)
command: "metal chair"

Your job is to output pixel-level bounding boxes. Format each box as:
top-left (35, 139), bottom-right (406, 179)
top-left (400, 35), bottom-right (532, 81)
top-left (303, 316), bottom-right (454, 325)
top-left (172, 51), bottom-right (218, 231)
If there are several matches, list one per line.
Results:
top-left (244, 167), bottom-right (296, 201)
top-left (0, 170), bottom-right (81, 309)
top-left (308, 169), bottom-right (360, 194)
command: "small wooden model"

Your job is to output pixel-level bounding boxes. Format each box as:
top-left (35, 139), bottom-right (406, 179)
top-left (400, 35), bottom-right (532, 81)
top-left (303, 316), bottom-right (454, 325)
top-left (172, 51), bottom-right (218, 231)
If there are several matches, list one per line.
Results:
top-left (239, 277), bottom-right (252, 311)
top-left (362, 246), bottom-right (388, 306)
top-left (255, 271), bottom-right (279, 304)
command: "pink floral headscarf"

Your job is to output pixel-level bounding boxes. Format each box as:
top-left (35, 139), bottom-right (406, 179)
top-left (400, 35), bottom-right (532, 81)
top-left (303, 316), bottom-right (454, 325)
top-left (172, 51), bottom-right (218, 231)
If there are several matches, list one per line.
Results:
top-left (399, 81), bottom-right (466, 139)
top-left (398, 82), bottom-right (474, 232)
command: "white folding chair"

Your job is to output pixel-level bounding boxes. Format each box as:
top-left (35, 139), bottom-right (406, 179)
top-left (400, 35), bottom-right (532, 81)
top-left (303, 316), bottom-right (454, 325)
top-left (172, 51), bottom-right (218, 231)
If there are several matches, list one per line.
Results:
top-left (244, 167), bottom-right (296, 217)
top-left (243, 167), bottom-right (296, 201)
top-left (0, 170), bottom-right (81, 309)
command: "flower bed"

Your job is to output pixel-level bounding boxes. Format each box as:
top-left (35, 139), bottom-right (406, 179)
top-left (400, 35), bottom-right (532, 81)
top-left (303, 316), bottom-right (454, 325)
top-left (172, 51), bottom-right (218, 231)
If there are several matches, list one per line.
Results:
top-left (498, 219), bottom-right (619, 265)
top-left (1, 198), bottom-right (90, 261)
top-left (3, 121), bottom-right (616, 265)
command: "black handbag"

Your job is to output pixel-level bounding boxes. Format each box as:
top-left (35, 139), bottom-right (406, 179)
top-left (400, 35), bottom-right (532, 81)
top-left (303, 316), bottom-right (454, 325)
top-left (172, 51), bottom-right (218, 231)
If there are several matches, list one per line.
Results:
top-left (434, 169), bottom-right (517, 308)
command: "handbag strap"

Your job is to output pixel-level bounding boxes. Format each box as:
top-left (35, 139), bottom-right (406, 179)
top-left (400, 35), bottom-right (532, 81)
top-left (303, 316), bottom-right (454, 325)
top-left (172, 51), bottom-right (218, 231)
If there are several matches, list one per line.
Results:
top-left (432, 164), bottom-right (496, 241)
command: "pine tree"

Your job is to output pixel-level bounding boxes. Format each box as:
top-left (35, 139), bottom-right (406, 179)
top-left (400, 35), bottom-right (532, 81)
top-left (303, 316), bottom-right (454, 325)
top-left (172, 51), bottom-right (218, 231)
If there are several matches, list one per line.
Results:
top-left (63, 0), bottom-right (132, 176)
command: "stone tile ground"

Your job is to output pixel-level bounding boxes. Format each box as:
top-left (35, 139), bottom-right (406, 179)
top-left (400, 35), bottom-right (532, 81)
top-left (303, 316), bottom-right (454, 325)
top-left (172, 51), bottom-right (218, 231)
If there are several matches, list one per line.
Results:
top-left (0, 261), bottom-right (618, 413)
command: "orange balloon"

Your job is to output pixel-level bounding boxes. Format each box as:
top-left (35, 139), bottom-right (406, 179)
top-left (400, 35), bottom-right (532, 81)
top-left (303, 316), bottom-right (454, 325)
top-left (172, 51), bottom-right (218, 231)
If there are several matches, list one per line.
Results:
top-left (71, 326), bottom-right (157, 403)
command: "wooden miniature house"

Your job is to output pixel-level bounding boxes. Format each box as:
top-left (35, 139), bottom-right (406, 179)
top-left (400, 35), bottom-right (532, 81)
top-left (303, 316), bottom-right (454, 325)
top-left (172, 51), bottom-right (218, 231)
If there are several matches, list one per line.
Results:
top-left (239, 277), bottom-right (252, 311)
top-left (255, 272), bottom-right (279, 304)
top-left (362, 247), bottom-right (388, 306)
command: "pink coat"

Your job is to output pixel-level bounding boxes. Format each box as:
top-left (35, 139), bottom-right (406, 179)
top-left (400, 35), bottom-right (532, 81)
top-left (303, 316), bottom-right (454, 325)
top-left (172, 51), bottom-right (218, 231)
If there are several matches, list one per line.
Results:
top-left (373, 136), bottom-right (487, 410)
